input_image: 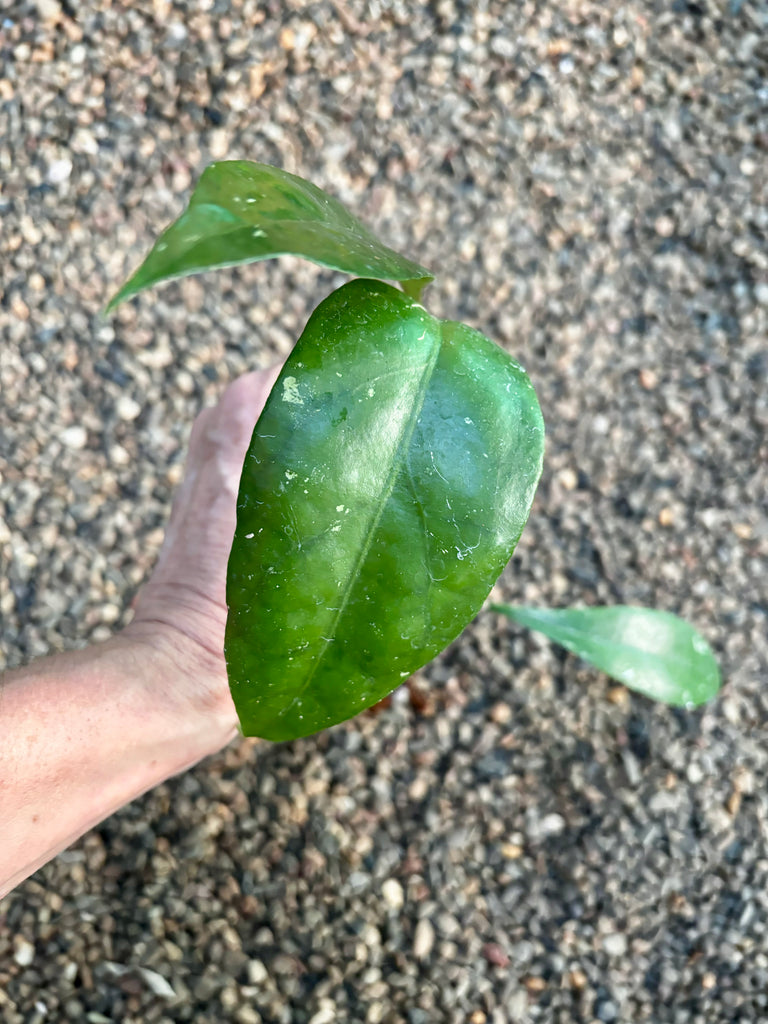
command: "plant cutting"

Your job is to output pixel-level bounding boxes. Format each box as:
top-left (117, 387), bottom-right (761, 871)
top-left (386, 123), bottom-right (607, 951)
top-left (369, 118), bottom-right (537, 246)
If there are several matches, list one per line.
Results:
top-left (108, 161), bottom-right (720, 742)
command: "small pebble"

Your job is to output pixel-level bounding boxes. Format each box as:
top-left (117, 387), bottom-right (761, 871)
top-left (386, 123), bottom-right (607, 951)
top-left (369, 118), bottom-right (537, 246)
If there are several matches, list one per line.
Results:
top-left (603, 932), bottom-right (628, 957)
top-left (13, 937), bottom-right (35, 967)
top-left (482, 943), bottom-right (509, 968)
top-left (381, 878), bottom-right (404, 910)
top-left (47, 158), bottom-right (73, 184)
top-left (116, 395), bottom-right (142, 421)
top-left (308, 1008), bottom-right (335, 1024)
top-left (413, 918), bottom-right (435, 960)
top-left (61, 425), bottom-right (87, 450)
top-left (527, 813), bottom-right (566, 840)
top-left (247, 959), bottom-right (268, 985)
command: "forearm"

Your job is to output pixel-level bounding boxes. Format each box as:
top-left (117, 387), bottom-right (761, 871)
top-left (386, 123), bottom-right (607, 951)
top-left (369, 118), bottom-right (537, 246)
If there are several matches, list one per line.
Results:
top-left (0, 631), bottom-right (236, 899)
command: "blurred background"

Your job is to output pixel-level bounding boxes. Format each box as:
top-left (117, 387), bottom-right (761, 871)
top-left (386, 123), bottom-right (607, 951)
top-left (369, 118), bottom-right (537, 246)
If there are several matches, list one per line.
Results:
top-left (1, 1), bottom-right (767, 1021)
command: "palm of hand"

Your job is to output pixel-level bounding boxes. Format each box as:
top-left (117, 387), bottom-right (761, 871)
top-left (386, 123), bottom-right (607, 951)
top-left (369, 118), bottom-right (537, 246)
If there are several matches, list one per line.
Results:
top-left (127, 366), bottom-right (281, 723)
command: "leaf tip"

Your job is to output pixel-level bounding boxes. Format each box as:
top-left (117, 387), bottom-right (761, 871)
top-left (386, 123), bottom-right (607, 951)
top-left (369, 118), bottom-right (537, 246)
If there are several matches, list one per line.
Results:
top-left (104, 291), bottom-right (122, 315)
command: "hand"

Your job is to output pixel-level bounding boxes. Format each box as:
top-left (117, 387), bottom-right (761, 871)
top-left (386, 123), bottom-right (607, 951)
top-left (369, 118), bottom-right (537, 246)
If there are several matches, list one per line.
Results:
top-left (0, 367), bottom-right (284, 897)
top-left (126, 365), bottom-right (282, 729)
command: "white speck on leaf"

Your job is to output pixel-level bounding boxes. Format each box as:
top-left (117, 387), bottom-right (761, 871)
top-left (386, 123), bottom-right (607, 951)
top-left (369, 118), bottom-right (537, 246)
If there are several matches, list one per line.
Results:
top-left (245, 532), bottom-right (254, 539)
top-left (285, 470), bottom-right (297, 480)
top-left (282, 376), bottom-right (304, 404)
top-left (692, 634), bottom-right (709, 656)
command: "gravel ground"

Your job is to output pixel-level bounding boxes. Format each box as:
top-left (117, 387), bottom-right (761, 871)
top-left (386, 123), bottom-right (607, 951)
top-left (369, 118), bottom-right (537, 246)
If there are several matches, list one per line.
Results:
top-left (1, 1), bottom-right (767, 1021)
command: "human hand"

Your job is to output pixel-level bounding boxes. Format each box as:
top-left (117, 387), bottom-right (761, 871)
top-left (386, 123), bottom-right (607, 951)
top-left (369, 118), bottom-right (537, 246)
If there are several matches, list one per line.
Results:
top-left (126, 365), bottom-right (282, 733)
top-left (0, 367), bottom-right (284, 897)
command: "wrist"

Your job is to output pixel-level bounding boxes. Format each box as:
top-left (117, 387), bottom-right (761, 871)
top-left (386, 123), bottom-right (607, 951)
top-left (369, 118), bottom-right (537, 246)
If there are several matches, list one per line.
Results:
top-left (0, 625), bottom-right (238, 898)
top-left (117, 617), bottom-right (238, 754)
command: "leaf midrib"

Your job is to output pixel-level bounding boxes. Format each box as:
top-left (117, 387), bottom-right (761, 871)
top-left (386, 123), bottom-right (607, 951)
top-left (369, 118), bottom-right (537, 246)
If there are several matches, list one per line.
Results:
top-left (272, 330), bottom-right (444, 729)
top-left (503, 609), bottom-right (708, 680)
top-left (180, 214), bottom-right (429, 273)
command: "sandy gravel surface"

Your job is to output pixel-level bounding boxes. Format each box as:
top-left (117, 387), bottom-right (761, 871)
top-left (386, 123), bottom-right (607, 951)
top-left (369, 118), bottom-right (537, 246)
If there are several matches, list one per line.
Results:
top-left (1, 1), bottom-right (767, 1021)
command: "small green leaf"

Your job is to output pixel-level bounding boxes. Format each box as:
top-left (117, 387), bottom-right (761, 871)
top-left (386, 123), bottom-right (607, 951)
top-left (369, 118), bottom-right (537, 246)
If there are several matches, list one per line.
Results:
top-left (106, 161), bottom-right (432, 311)
top-left (493, 605), bottom-right (720, 707)
top-left (226, 279), bottom-right (544, 741)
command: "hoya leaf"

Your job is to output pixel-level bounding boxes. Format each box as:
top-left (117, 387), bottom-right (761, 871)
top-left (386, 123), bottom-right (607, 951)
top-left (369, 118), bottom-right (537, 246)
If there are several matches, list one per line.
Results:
top-left (225, 279), bottom-right (544, 741)
top-left (106, 161), bottom-right (432, 311)
top-left (493, 605), bottom-right (720, 707)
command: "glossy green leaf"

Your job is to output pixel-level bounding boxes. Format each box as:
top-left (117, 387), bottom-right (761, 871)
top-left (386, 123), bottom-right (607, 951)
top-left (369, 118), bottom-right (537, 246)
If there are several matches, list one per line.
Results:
top-left (106, 161), bottom-right (432, 311)
top-left (493, 605), bottom-right (720, 707)
top-left (226, 279), bottom-right (544, 741)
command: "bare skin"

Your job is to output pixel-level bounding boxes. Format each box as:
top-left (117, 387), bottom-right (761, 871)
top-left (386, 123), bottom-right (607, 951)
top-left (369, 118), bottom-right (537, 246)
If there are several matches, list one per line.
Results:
top-left (0, 366), bottom-right (281, 899)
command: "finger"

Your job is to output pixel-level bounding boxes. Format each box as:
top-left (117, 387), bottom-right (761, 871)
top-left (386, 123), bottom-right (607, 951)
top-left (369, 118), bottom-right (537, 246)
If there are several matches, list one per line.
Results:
top-left (220, 363), bottom-right (282, 412)
top-left (165, 364), bottom-right (282, 533)
top-left (218, 364), bottom-right (283, 433)
top-left (207, 364), bottom-right (283, 466)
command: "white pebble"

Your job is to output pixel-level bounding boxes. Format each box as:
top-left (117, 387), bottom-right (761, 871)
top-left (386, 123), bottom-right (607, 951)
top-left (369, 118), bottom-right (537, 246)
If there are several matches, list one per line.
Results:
top-left (101, 603), bottom-right (121, 625)
top-left (602, 932), bottom-right (628, 957)
top-left (541, 813), bottom-right (566, 836)
top-left (138, 967), bottom-right (175, 999)
top-left (381, 878), bottom-right (404, 910)
top-left (686, 762), bottom-right (704, 785)
top-left (47, 158), bottom-right (73, 184)
top-left (413, 918), bottom-right (435, 960)
top-left (247, 959), bottom-right (268, 985)
top-left (116, 395), bottom-right (141, 421)
top-left (61, 425), bottom-right (87, 450)
top-left (167, 21), bottom-right (188, 42)
top-left (209, 128), bottom-right (229, 160)
top-left (13, 936), bottom-right (34, 966)
top-left (110, 444), bottom-right (130, 467)
top-left (308, 1007), bottom-right (336, 1024)
top-left (527, 813), bottom-right (566, 840)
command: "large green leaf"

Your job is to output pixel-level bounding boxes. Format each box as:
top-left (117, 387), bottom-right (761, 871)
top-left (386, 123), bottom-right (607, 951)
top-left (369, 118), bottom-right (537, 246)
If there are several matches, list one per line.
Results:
top-left (226, 279), bottom-right (544, 740)
top-left (106, 161), bottom-right (432, 311)
top-left (494, 605), bottom-right (720, 707)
